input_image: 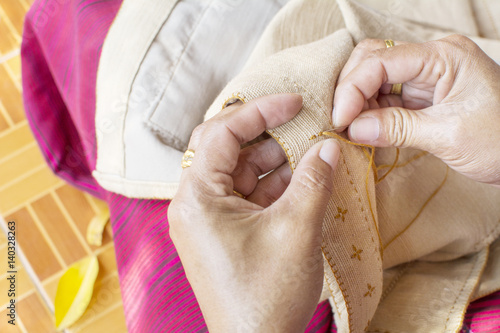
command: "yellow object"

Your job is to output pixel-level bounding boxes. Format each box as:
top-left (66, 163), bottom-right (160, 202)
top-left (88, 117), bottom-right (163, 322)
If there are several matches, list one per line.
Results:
top-left (55, 256), bottom-right (99, 329)
top-left (181, 149), bottom-right (195, 168)
top-left (384, 39), bottom-right (403, 95)
top-left (86, 207), bottom-right (110, 246)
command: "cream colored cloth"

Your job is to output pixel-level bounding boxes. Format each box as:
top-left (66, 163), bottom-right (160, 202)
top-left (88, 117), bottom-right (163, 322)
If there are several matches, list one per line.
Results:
top-left (93, 0), bottom-right (289, 198)
top-left (202, 1), bottom-right (500, 332)
top-left (94, 0), bottom-right (500, 332)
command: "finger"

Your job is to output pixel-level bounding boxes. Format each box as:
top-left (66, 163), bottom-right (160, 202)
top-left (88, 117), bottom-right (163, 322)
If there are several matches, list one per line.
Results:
top-left (347, 106), bottom-right (438, 151)
top-left (232, 138), bottom-right (287, 195)
top-left (180, 93), bottom-right (303, 197)
top-left (245, 163), bottom-right (292, 208)
top-left (333, 41), bottom-right (433, 128)
top-left (334, 39), bottom-right (407, 128)
top-left (376, 93), bottom-right (404, 109)
top-left (338, 39), bottom-right (404, 84)
top-left (270, 139), bottom-right (340, 226)
top-left (186, 101), bottom-right (244, 152)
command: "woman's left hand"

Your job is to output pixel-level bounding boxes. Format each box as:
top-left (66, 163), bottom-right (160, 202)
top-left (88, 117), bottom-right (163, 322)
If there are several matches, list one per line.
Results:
top-left (168, 93), bottom-right (340, 332)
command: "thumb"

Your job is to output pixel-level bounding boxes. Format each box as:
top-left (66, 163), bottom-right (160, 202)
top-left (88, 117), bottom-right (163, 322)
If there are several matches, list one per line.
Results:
top-left (271, 139), bottom-right (340, 224)
top-left (348, 107), bottom-right (434, 150)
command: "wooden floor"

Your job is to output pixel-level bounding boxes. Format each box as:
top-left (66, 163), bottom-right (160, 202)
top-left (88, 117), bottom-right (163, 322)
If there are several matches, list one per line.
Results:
top-left (0, 1), bottom-right (127, 332)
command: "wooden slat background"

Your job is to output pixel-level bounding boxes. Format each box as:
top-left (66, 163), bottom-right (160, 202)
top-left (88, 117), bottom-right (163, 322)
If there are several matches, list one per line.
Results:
top-left (0, 1), bottom-right (127, 332)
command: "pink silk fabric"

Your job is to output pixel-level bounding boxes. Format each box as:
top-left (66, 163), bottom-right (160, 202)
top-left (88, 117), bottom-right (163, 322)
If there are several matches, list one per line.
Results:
top-left (20, 1), bottom-right (499, 332)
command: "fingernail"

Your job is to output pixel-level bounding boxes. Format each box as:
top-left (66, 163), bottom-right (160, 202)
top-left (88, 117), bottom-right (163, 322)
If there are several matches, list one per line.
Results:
top-left (332, 106), bottom-right (345, 131)
top-left (319, 139), bottom-right (340, 170)
top-left (350, 117), bottom-right (379, 142)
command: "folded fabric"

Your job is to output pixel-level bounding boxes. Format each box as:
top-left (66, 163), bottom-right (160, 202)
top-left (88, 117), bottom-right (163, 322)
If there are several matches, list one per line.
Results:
top-left (93, 0), bottom-right (500, 331)
top-left (202, 1), bottom-right (500, 332)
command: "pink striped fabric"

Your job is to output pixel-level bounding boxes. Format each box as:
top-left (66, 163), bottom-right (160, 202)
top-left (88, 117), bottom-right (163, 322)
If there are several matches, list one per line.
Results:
top-left (108, 194), bottom-right (338, 332)
top-left (463, 292), bottom-right (500, 332)
top-left (20, 1), bottom-right (500, 332)
top-left (22, 0), bottom-right (122, 198)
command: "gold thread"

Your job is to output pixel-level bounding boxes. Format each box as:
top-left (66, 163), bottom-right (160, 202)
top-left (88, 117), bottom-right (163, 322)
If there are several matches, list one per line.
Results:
top-left (319, 131), bottom-right (384, 259)
top-left (383, 166), bottom-right (450, 250)
top-left (469, 244), bottom-right (499, 301)
top-left (222, 92), bottom-right (247, 110)
top-left (379, 263), bottom-right (410, 302)
top-left (376, 148), bottom-right (400, 184)
top-left (443, 248), bottom-right (488, 331)
top-left (376, 151), bottom-right (428, 170)
top-left (266, 130), bottom-right (295, 173)
top-left (322, 245), bottom-right (354, 331)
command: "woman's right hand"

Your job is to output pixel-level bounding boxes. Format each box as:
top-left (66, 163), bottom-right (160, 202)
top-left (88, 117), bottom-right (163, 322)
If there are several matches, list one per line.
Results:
top-left (333, 34), bottom-right (500, 187)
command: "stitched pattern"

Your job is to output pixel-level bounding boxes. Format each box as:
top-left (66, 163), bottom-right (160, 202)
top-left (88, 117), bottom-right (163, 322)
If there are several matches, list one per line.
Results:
top-left (322, 245), bottom-right (354, 332)
top-left (364, 284), bottom-right (376, 297)
top-left (335, 207), bottom-right (348, 222)
top-left (266, 130), bottom-right (295, 172)
top-left (222, 92), bottom-right (247, 109)
top-left (318, 131), bottom-right (384, 259)
top-left (443, 250), bottom-right (487, 331)
top-left (379, 263), bottom-right (411, 302)
top-left (351, 245), bottom-right (363, 261)
top-left (472, 217), bottom-right (500, 252)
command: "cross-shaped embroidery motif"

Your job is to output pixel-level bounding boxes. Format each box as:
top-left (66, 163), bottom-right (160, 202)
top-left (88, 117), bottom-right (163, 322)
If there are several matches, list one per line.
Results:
top-left (364, 320), bottom-right (371, 331)
top-left (334, 207), bottom-right (348, 222)
top-left (364, 284), bottom-right (375, 297)
top-left (351, 245), bottom-right (363, 261)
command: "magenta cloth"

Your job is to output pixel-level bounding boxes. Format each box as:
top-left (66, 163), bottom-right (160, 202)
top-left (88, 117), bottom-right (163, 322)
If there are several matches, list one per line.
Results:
top-left (20, 0), bottom-right (500, 332)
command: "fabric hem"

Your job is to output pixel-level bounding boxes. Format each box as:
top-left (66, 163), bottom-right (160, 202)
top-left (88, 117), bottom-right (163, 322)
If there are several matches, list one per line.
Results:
top-left (93, 170), bottom-right (177, 199)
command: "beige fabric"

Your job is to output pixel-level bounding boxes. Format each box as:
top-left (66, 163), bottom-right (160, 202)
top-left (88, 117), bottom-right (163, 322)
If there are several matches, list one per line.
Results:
top-left (474, 237), bottom-right (500, 300)
top-left (94, 0), bottom-right (500, 331)
top-left (471, 0), bottom-right (500, 40)
top-left (357, 0), bottom-right (479, 36)
top-left (94, 0), bottom-right (180, 198)
top-left (203, 0), bottom-right (500, 332)
top-left (93, 0), bottom-right (288, 198)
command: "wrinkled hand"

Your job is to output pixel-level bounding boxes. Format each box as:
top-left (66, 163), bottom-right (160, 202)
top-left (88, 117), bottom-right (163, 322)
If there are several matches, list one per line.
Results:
top-left (334, 35), bottom-right (500, 186)
top-left (168, 94), bottom-right (340, 332)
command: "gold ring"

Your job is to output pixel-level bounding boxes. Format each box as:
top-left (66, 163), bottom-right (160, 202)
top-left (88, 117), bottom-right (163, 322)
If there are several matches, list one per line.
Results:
top-left (384, 39), bottom-right (403, 95)
top-left (181, 149), bottom-right (195, 168)
top-left (384, 39), bottom-right (395, 48)
top-left (233, 190), bottom-right (246, 199)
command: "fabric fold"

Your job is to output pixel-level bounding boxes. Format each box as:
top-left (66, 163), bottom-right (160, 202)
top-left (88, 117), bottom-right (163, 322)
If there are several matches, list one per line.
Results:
top-left (203, 0), bottom-right (500, 331)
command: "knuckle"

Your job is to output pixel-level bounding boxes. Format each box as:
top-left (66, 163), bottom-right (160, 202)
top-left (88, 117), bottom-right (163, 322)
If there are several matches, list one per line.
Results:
top-left (445, 34), bottom-right (474, 47)
top-left (351, 39), bottom-right (380, 60)
top-left (358, 38), bottom-right (382, 51)
top-left (190, 123), bottom-right (206, 142)
top-left (440, 34), bottom-right (479, 58)
top-left (354, 39), bottom-right (383, 59)
top-left (385, 108), bottom-right (416, 147)
top-left (298, 165), bottom-right (333, 195)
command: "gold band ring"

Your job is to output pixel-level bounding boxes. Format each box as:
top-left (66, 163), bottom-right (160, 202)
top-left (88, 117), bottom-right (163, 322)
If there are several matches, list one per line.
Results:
top-left (384, 39), bottom-right (402, 95)
top-left (384, 39), bottom-right (395, 48)
top-left (181, 149), bottom-right (195, 168)
top-left (233, 190), bottom-right (246, 199)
